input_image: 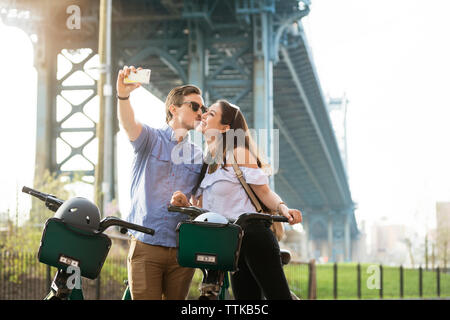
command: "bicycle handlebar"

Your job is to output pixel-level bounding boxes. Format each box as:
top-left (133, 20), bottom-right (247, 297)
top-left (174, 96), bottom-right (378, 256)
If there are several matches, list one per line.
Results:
top-left (234, 212), bottom-right (289, 227)
top-left (168, 205), bottom-right (290, 225)
top-left (22, 186), bottom-right (155, 236)
top-left (98, 216), bottom-right (155, 236)
top-left (22, 186), bottom-right (64, 212)
top-left (167, 205), bottom-right (209, 218)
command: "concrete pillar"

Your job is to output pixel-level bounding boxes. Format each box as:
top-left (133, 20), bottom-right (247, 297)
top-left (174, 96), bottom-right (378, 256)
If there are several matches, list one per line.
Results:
top-left (253, 12), bottom-right (274, 188)
top-left (302, 213), bottom-right (310, 260)
top-left (328, 212), bottom-right (333, 262)
top-left (188, 21), bottom-right (205, 92)
top-left (34, 26), bottom-right (56, 178)
top-left (344, 212), bottom-right (351, 261)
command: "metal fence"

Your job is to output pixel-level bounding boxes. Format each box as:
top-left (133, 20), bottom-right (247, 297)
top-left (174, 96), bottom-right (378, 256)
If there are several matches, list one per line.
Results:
top-left (0, 250), bottom-right (128, 300)
top-left (1, 249), bottom-right (448, 300)
top-left (0, 249), bottom-right (315, 300)
top-left (325, 263), bottom-right (450, 300)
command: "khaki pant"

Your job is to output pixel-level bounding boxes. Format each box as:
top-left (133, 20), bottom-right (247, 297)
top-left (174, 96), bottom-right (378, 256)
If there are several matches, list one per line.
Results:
top-left (127, 238), bottom-right (195, 300)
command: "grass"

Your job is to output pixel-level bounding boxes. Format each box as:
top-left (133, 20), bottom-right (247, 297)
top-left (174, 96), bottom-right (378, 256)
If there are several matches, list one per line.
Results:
top-left (188, 263), bottom-right (450, 300)
top-left (6, 249), bottom-right (444, 300)
top-left (300, 263), bottom-right (450, 300)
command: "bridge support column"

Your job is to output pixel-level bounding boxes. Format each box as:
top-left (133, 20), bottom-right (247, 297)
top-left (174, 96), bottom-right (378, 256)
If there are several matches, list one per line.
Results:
top-left (188, 21), bottom-right (205, 92)
top-left (34, 26), bottom-right (56, 179)
top-left (344, 211), bottom-right (351, 261)
top-left (328, 213), bottom-right (334, 262)
top-left (302, 213), bottom-right (310, 260)
top-left (253, 11), bottom-right (274, 188)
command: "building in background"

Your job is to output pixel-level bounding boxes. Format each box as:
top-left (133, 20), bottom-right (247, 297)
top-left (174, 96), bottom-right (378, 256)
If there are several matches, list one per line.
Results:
top-left (435, 202), bottom-right (450, 269)
top-left (370, 223), bottom-right (409, 266)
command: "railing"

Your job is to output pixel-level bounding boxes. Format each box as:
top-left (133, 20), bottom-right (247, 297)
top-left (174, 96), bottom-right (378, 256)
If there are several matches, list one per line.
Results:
top-left (282, 260), bottom-right (316, 299)
top-left (1, 249), bottom-right (449, 300)
top-left (0, 250), bottom-right (128, 300)
top-left (327, 262), bottom-right (450, 300)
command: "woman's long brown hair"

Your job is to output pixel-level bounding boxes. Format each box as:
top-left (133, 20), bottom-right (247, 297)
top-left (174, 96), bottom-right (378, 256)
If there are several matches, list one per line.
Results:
top-left (215, 99), bottom-right (270, 172)
top-left (193, 99), bottom-right (271, 195)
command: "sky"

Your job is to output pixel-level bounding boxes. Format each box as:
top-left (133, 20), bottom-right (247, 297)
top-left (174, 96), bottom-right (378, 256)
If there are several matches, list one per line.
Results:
top-left (1, 1), bottom-right (450, 240)
top-left (302, 0), bottom-right (450, 235)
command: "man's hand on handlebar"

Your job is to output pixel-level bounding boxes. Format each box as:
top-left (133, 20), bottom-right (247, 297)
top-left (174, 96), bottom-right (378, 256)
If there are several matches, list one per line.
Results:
top-left (171, 191), bottom-right (190, 207)
top-left (278, 205), bottom-right (302, 225)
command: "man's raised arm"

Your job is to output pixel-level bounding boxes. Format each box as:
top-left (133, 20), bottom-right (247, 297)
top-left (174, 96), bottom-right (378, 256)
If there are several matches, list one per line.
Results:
top-left (116, 65), bottom-right (143, 141)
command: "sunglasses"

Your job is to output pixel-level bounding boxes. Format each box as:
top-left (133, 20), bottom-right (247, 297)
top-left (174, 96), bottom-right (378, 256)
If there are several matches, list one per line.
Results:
top-left (180, 101), bottom-right (207, 114)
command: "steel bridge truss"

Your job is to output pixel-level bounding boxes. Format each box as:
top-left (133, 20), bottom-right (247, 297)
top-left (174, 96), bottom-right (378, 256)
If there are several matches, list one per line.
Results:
top-left (1, 0), bottom-right (358, 262)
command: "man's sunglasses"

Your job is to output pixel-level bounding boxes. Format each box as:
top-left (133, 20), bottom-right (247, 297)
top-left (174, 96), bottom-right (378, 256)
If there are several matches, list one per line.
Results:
top-left (179, 101), bottom-right (207, 114)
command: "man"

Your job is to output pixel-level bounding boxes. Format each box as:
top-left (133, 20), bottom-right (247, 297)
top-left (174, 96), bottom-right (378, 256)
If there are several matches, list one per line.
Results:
top-left (116, 65), bottom-right (205, 299)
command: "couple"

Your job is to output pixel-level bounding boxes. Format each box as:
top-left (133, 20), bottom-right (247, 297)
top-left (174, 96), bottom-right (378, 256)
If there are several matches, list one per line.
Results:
top-left (117, 66), bottom-right (302, 300)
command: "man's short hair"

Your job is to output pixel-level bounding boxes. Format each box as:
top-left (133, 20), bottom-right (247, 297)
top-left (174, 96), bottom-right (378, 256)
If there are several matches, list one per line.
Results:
top-left (165, 85), bottom-right (202, 123)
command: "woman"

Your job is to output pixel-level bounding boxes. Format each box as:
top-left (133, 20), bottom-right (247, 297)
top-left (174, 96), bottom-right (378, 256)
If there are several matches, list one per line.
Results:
top-left (171, 99), bottom-right (302, 300)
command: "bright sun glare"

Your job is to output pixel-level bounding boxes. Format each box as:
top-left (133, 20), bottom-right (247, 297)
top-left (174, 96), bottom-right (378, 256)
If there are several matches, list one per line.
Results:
top-left (0, 22), bottom-right (166, 224)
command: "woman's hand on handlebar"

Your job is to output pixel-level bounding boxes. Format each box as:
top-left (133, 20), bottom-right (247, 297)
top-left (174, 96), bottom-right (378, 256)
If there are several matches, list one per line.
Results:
top-left (171, 191), bottom-right (190, 207)
top-left (279, 205), bottom-right (302, 225)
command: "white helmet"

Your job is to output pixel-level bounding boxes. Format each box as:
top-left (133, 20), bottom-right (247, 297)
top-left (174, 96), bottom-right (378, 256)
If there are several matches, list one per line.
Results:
top-left (194, 212), bottom-right (228, 224)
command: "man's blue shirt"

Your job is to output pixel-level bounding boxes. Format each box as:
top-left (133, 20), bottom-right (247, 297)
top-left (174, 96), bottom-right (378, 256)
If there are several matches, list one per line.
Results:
top-left (126, 123), bottom-right (203, 247)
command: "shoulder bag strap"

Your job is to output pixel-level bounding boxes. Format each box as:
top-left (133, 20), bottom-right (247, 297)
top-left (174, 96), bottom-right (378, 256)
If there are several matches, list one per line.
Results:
top-left (228, 150), bottom-right (263, 213)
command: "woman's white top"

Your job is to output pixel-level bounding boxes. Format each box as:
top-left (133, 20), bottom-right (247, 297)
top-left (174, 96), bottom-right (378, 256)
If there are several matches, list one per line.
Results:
top-left (196, 164), bottom-right (270, 221)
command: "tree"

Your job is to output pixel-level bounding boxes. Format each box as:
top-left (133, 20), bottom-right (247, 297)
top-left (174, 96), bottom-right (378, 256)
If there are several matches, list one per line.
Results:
top-left (2, 170), bottom-right (79, 253)
top-left (403, 238), bottom-right (415, 268)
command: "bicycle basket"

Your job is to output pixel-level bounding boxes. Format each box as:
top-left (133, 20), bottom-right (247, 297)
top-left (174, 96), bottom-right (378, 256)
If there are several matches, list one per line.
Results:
top-left (38, 218), bottom-right (111, 279)
top-left (176, 221), bottom-right (243, 271)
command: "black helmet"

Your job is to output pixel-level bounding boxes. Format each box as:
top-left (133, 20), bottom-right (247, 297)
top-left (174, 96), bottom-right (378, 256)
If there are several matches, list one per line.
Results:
top-left (54, 197), bottom-right (101, 232)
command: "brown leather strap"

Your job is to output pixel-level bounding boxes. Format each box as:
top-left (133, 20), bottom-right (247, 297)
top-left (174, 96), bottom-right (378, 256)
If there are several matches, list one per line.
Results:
top-left (229, 151), bottom-right (263, 213)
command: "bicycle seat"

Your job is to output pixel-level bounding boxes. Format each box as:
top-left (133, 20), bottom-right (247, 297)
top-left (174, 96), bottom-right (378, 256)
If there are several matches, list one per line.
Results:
top-left (280, 249), bottom-right (291, 265)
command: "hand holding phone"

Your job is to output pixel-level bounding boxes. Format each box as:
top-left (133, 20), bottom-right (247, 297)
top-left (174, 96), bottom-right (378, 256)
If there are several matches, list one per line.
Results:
top-left (124, 69), bottom-right (151, 84)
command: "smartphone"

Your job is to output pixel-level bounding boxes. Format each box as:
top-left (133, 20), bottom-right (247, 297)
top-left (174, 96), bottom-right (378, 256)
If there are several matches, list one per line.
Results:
top-left (124, 69), bottom-right (151, 84)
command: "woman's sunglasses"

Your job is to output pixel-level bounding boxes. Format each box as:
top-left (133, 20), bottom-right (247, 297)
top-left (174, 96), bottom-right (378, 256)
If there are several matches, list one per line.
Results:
top-left (180, 101), bottom-right (207, 114)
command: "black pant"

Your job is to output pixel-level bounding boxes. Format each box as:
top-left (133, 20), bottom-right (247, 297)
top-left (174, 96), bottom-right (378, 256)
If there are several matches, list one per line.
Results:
top-left (230, 221), bottom-right (292, 300)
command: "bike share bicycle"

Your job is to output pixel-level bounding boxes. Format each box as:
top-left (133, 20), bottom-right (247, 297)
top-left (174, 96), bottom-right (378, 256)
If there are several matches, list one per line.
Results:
top-left (121, 205), bottom-right (296, 300)
top-left (22, 186), bottom-right (155, 300)
top-left (24, 186), bottom-right (295, 300)
top-left (148, 205), bottom-right (294, 300)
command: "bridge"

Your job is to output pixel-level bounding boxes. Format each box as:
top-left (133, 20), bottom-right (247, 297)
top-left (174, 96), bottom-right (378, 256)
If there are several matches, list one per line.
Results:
top-left (1, 0), bottom-right (358, 262)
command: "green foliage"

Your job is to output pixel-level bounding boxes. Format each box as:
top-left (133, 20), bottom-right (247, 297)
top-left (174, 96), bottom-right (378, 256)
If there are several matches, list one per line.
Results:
top-left (28, 170), bottom-right (77, 226)
top-left (100, 255), bottom-right (128, 285)
top-left (0, 170), bottom-right (87, 284)
top-left (187, 263), bottom-right (450, 300)
top-left (283, 263), bottom-right (310, 298)
top-left (0, 170), bottom-right (79, 254)
top-left (313, 263), bottom-right (450, 299)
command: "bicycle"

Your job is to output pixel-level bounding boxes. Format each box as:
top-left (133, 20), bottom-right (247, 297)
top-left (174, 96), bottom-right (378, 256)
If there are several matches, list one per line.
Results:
top-left (22, 186), bottom-right (155, 300)
top-left (24, 185), bottom-right (295, 300)
top-left (164, 205), bottom-right (296, 300)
